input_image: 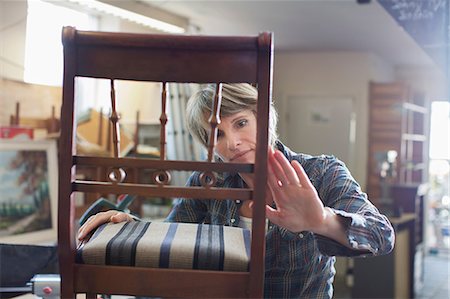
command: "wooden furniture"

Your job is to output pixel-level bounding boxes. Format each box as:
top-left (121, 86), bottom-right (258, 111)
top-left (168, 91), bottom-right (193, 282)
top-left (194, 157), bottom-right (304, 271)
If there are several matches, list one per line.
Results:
top-left (367, 82), bottom-right (430, 201)
top-left (353, 213), bottom-right (416, 298)
top-left (366, 82), bottom-right (430, 297)
top-left (9, 102), bottom-right (60, 136)
top-left (59, 27), bottom-right (273, 298)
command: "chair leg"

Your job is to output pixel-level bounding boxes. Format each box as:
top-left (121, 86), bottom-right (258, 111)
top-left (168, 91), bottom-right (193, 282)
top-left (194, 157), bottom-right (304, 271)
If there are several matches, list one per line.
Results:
top-left (60, 280), bottom-right (76, 298)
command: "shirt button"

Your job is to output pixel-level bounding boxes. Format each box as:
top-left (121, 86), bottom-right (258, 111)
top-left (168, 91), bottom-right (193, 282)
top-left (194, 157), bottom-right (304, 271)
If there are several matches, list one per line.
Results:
top-left (298, 233), bottom-right (304, 239)
top-left (235, 200), bottom-right (241, 204)
top-left (231, 218), bottom-right (236, 224)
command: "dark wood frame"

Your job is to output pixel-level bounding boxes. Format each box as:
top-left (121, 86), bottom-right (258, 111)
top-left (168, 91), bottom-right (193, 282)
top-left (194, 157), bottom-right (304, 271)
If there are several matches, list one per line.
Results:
top-left (59, 27), bottom-right (273, 298)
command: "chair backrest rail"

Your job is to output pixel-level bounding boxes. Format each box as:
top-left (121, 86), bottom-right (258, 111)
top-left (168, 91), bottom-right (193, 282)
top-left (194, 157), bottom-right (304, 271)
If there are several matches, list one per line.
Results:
top-left (63, 31), bottom-right (260, 83)
top-left (73, 155), bottom-right (254, 173)
top-left (74, 49), bottom-right (259, 83)
top-left (73, 31), bottom-right (260, 51)
top-left (73, 181), bottom-right (252, 200)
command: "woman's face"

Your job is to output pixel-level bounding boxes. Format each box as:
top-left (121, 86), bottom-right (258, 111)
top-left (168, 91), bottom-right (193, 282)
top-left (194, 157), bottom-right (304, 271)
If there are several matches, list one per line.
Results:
top-left (212, 109), bottom-right (257, 163)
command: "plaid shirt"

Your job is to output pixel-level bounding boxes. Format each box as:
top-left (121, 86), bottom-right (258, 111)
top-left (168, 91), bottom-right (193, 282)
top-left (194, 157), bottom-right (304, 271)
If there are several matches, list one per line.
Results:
top-left (166, 141), bottom-right (395, 298)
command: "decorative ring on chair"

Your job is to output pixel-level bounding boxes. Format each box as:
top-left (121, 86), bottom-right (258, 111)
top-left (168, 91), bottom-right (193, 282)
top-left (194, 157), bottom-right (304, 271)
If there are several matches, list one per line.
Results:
top-left (200, 171), bottom-right (216, 188)
top-left (153, 170), bottom-right (171, 185)
top-left (108, 167), bottom-right (126, 183)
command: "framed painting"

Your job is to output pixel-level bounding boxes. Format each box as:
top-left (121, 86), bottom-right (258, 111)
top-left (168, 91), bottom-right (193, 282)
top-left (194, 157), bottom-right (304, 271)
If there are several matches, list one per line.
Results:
top-left (0, 139), bottom-right (58, 244)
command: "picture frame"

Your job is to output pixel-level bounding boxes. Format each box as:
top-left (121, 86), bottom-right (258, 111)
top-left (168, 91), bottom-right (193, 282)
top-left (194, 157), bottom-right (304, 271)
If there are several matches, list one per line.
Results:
top-left (0, 139), bottom-right (58, 245)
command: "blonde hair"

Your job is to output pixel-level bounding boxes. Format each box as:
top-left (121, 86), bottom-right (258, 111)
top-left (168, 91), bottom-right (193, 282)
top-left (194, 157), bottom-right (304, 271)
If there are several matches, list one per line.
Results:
top-left (186, 83), bottom-right (278, 149)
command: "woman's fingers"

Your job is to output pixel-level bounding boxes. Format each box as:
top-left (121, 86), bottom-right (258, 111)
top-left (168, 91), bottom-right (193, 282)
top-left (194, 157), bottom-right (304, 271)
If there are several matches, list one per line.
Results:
top-left (110, 212), bottom-right (132, 223)
top-left (267, 160), bottom-right (283, 190)
top-left (265, 151), bottom-right (324, 233)
top-left (291, 160), bottom-right (313, 189)
top-left (266, 177), bottom-right (281, 206)
top-left (268, 150), bottom-right (290, 186)
top-left (77, 213), bottom-right (99, 237)
top-left (272, 150), bottom-right (300, 186)
top-left (78, 210), bottom-right (130, 241)
top-left (78, 211), bottom-right (110, 240)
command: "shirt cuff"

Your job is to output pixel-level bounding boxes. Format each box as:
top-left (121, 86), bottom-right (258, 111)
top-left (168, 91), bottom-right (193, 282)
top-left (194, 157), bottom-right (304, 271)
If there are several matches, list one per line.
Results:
top-left (315, 209), bottom-right (377, 257)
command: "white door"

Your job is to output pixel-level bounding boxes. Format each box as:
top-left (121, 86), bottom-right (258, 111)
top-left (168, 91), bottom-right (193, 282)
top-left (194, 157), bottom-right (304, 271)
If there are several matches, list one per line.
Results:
top-left (285, 96), bottom-right (355, 168)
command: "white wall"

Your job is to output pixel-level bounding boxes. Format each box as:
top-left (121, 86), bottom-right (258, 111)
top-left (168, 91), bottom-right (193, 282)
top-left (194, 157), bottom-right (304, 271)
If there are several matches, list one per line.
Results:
top-left (273, 51), bottom-right (395, 189)
top-left (396, 66), bottom-right (449, 101)
top-left (0, 0), bottom-right (27, 81)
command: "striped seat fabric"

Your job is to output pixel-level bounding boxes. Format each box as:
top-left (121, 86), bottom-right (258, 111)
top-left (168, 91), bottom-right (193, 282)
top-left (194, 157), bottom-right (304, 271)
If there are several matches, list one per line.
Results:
top-left (77, 221), bottom-right (251, 272)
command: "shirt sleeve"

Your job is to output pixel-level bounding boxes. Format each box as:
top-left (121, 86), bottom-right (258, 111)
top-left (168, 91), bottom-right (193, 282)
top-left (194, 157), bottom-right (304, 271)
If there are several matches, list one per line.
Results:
top-left (165, 172), bottom-right (208, 223)
top-left (312, 156), bottom-right (395, 257)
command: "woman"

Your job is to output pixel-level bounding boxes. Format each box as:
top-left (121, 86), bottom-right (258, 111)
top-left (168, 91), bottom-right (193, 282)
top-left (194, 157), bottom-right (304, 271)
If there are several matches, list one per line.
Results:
top-left (79, 83), bottom-right (395, 298)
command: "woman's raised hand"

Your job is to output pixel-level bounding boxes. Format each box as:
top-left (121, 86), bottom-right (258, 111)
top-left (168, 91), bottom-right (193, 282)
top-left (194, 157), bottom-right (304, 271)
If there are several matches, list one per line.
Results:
top-left (78, 210), bottom-right (134, 241)
top-left (265, 149), bottom-right (327, 233)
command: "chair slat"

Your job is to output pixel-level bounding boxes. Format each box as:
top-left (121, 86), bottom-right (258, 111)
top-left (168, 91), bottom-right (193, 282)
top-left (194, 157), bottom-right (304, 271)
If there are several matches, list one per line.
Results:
top-left (72, 45), bottom-right (258, 82)
top-left (62, 28), bottom-right (261, 83)
top-left (74, 264), bottom-right (250, 298)
top-left (73, 31), bottom-right (259, 51)
top-left (73, 155), bottom-right (254, 173)
top-left (73, 180), bottom-right (253, 200)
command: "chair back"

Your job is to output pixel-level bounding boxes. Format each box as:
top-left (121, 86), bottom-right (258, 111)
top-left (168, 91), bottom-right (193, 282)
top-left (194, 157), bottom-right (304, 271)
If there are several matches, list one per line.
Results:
top-left (59, 26), bottom-right (273, 298)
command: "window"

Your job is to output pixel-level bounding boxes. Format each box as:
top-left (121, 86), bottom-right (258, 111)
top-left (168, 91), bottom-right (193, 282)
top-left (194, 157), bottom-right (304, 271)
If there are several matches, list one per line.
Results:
top-left (24, 0), bottom-right (96, 86)
top-left (428, 100), bottom-right (449, 251)
top-left (430, 101), bottom-right (450, 160)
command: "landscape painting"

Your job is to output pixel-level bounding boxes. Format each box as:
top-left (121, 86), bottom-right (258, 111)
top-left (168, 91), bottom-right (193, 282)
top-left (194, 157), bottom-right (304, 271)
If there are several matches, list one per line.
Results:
top-left (0, 139), bottom-right (58, 244)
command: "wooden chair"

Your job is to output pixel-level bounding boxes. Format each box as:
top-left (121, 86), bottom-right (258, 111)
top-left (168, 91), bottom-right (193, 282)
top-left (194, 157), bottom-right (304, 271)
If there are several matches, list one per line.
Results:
top-left (59, 26), bottom-right (273, 298)
top-left (10, 102), bottom-right (61, 135)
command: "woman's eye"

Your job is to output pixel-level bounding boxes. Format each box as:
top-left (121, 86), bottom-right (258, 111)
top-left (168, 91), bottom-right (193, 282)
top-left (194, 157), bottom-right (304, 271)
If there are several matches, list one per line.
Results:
top-left (236, 119), bottom-right (248, 128)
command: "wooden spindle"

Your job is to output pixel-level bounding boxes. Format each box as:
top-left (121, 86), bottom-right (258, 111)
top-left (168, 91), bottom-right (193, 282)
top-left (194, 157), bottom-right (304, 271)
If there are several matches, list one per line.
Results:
top-left (200, 84), bottom-right (222, 187)
top-left (207, 84), bottom-right (222, 162)
top-left (98, 107), bottom-right (103, 146)
top-left (159, 82), bottom-right (168, 160)
top-left (108, 79), bottom-right (125, 183)
top-left (134, 110), bottom-right (140, 153)
top-left (106, 109), bottom-right (112, 153)
top-left (110, 80), bottom-right (121, 158)
top-left (154, 82), bottom-right (170, 185)
top-left (95, 108), bottom-right (105, 181)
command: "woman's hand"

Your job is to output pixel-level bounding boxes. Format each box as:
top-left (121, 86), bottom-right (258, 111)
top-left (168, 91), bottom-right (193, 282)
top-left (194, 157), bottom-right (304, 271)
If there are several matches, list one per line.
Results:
top-left (265, 149), bottom-right (349, 246)
top-left (77, 210), bottom-right (134, 241)
top-left (265, 149), bottom-right (326, 233)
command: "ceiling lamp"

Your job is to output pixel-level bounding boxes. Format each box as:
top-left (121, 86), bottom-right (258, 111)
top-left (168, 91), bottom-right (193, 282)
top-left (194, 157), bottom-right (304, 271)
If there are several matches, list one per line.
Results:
top-left (67, 0), bottom-right (185, 34)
